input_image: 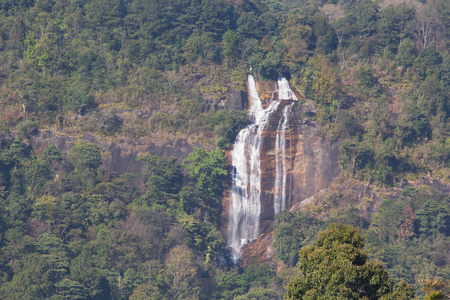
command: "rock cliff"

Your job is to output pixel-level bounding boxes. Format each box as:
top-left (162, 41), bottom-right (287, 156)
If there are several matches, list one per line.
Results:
top-left (31, 130), bottom-right (198, 175)
top-left (225, 77), bottom-right (341, 266)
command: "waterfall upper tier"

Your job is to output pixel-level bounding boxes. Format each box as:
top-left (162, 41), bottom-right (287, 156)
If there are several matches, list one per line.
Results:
top-left (277, 77), bottom-right (298, 101)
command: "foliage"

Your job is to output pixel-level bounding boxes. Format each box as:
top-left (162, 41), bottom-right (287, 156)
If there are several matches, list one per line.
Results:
top-left (67, 140), bottom-right (102, 171)
top-left (0, 136), bottom-right (236, 299)
top-left (1, 0), bottom-right (450, 298)
top-left (182, 147), bottom-right (227, 204)
top-left (215, 264), bottom-right (278, 300)
top-left (273, 210), bottom-right (324, 267)
top-left (202, 110), bottom-right (251, 149)
top-left (165, 245), bottom-right (198, 299)
top-left (339, 141), bottom-right (374, 174)
top-left (285, 223), bottom-right (415, 300)
top-left (365, 187), bottom-right (450, 294)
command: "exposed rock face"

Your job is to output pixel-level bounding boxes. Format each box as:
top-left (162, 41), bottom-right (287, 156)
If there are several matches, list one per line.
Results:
top-left (226, 77), bottom-right (341, 265)
top-left (31, 130), bottom-right (197, 175)
top-left (289, 119), bottom-right (341, 206)
top-left (240, 233), bottom-right (275, 267)
top-left (226, 89), bottom-right (248, 110)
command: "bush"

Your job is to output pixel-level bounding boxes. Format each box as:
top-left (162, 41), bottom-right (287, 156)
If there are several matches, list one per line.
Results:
top-left (15, 120), bottom-right (38, 139)
top-left (68, 140), bottom-right (102, 171)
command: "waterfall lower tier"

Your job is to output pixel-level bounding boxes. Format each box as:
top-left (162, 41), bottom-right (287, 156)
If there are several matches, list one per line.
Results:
top-left (227, 75), bottom-right (297, 262)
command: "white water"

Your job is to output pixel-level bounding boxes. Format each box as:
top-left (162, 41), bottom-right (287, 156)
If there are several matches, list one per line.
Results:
top-left (227, 75), bottom-right (297, 262)
top-left (274, 103), bottom-right (294, 215)
top-left (277, 77), bottom-right (298, 100)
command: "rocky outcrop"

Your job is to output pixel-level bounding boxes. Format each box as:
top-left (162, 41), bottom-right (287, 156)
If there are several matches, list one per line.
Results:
top-left (240, 233), bottom-right (275, 267)
top-left (229, 77), bottom-right (341, 265)
top-left (289, 119), bottom-right (341, 206)
top-left (225, 89), bottom-right (248, 111)
top-left (31, 130), bottom-right (198, 175)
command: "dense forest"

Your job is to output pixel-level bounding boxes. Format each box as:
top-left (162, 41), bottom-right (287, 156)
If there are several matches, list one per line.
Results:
top-left (0, 0), bottom-right (450, 299)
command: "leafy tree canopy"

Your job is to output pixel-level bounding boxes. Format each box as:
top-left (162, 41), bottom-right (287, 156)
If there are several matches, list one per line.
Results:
top-left (285, 223), bottom-right (415, 300)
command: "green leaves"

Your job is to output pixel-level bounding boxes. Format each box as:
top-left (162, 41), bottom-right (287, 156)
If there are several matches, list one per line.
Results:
top-left (183, 147), bottom-right (227, 200)
top-left (285, 224), bottom-right (414, 300)
top-left (416, 200), bottom-right (450, 236)
top-left (63, 84), bottom-right (95, 114)
top-left (222, 30), bottom-right (238, 63)
top-left (138, 154), bottom-right (183, 199)
top-left (339, 141), bottom-right (374, 174)
top-left (68, 141), bottom-right (102, 171)
top-left (203, 109), bottom-right (250, 149)
top-left (42, 145), bottom-right (62, 162)
top-left (215, 265), bottom-right (277, 300)
top-left (274, 210), bottom-right (324, 266)
top-left (54, 278), bottom-right (88, 300)
top-left (316, 223), bottom-right (365, 249)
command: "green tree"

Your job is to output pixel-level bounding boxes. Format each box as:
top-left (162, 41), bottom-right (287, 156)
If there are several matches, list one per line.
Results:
top-left (67, 141), bottom-right (102, 171)
top-left (203, 110), bottom-right (250, 149)
top-left (414, 45), bottom-right (443, 77)
top-left (136, 154), bottom-right (182, 206)
top-left (54, 278), bottom-right (89, 300)
top-left (129, 282), bottom-right (165, 300)
top-left (369, 198), bottom-right (404, 244)
top-left (282, 10), bottom-right (315, 70)
top-left (182, 147), bottom-right (227, 202)
top-left (339, 141), bottom-right (374, 175)
top-left (416, 200), bottom-right (450, 237)
top-left (215, 270), bottom-right (249, 300)
top-left (274, 210), bottom-right (324, 267)
top-left (350, 0), bottom-right (379, 36)
top-left (356, 66), bottom-right (378, 88)
top-left (0, 139), bottom-right (28, 167)
top-left (42, 144), bottom-right (62, 162)
top-left (70, 248), bottom-right (112, 300)
top-left (63, 84), bottom-right (95, 114)
top-left (0, 253), bottom-right (57, 299)
top-left (285, 223), bottom-right (415, 300)
top-left (422, 279), bottom-right (450, 300)
top-left (312, 12), bottom-right (338, 55)
top-left (431, 138), bottom-right (450, 169)
top-left (377, 4), bottom-right (415, 54)
top-left (234, 286), bottom-right (279, 300)
top-left (215, 264), bottom-right (277, 300)
top-left (178, 215), bottom-right (224, 264)
top-left (396, 38), bottom-right (417, 68)
top-left (299, 55), bottom-right (343, 110)
top-left (221, 30), bottom-right (238, 64)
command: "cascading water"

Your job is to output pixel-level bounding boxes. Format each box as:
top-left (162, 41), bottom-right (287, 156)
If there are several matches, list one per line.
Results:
top-left (227, 75), bottom-right (297, 262)
top-left (277, 77), bottom-right (298, 101)
top-left (274, 103), bottom-right (294, 215)
top-left (227, 75), bottom-right (279, 261)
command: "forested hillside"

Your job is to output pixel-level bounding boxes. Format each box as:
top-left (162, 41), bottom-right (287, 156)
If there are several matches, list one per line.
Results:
top-left (0, 0), bottom-right (450, 299)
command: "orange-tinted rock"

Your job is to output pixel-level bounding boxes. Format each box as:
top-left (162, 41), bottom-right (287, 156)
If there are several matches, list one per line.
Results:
top-left (225, 77), bottom-right (341, 266)
top-left (239, 233), bottom-right (275, 267)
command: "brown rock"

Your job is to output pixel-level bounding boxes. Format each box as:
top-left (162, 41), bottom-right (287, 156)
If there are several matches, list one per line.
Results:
top-left (226, 77), bottom-right (341, 266)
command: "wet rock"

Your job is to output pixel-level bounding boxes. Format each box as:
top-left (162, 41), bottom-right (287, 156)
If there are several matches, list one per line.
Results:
top-left (226, 77), bottom-right (341, 266)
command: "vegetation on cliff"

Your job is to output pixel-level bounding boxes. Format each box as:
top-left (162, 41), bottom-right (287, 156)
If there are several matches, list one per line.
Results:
top-left (0, 0), bottom-right (450, 299)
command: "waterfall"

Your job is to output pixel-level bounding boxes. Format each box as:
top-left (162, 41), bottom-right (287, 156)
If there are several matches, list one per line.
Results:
top-left (227, 75), bottom-right (297, 262)
top-left (274, 103), bottom-right (294, 215)
top-left (277, 77), bottom-right (298, 101)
